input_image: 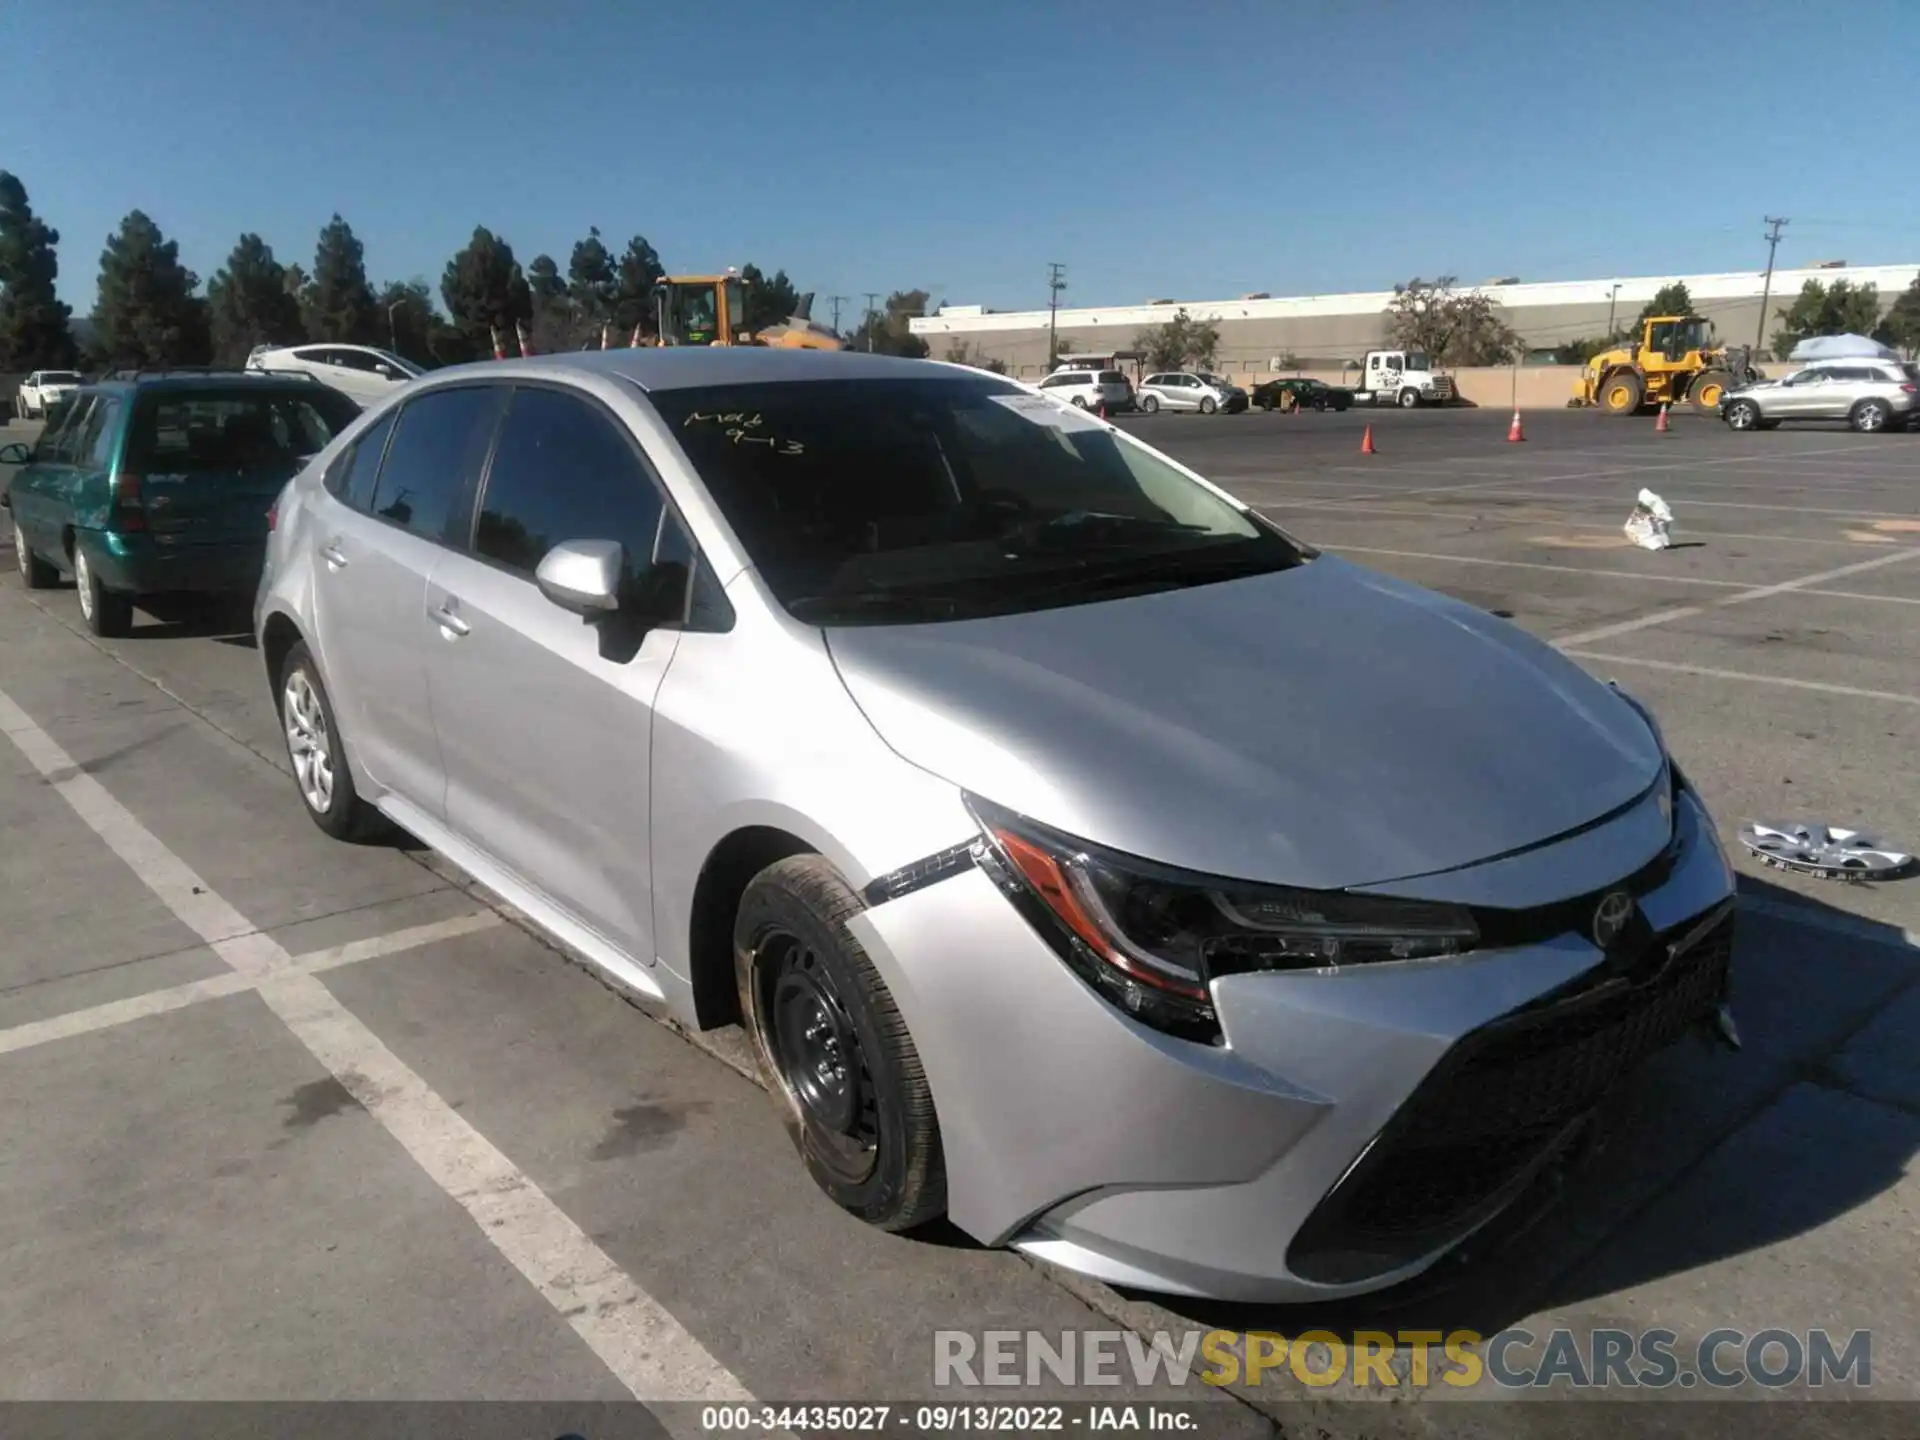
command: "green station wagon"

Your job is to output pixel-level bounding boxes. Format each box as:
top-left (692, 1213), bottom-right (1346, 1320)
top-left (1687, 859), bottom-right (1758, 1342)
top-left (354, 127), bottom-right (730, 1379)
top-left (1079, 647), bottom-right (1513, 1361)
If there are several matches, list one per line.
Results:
top-left (4, 371), bottom-right (361, 636)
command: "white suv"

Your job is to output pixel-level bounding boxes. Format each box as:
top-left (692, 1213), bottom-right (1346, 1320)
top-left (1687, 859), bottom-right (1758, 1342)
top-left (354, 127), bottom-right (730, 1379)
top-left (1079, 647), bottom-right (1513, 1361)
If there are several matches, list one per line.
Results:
top-left (1035, 368), bottom-right (1132, 413)
top-left (248, 344), bottom-right (423, 407)
top-left (1721, 359), bottom-right (1919, 434)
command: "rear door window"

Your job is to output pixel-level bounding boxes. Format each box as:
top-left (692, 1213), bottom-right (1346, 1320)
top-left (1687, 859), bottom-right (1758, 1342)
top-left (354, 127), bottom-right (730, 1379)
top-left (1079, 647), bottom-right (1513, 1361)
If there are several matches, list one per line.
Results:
top-left (39, 397), bottom-right (92, 463)
top-left (78, 397), bottom-right (122, 468)
top-left (370, 385), bottom-right (505, 544)
top-left (327, 409), bottom-right (399, 512)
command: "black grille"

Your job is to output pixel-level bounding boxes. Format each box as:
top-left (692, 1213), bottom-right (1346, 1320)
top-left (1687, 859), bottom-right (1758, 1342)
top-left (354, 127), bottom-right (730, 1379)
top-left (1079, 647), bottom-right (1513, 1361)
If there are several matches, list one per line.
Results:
top-left (1286, 905), bottom-right (1734, 1286)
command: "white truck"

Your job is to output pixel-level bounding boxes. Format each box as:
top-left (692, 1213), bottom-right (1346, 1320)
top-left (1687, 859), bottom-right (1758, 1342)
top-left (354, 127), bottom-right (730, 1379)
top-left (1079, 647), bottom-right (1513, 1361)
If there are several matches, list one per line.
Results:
top-left (1350, 349), bottom-right (1456, 408)
top-left (14, 369), bottom-right (83, 420)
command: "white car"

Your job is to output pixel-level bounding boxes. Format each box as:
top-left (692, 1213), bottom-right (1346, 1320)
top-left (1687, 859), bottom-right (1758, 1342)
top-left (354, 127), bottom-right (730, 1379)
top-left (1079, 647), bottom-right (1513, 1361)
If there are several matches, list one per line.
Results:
top-left (1034, 367), bottom-right (1131, 412)
top-left (247, 344), bottom-right (423, 407)
top-left (14, 370), bottom-right (83, 420)
top-left (1137, 371), bottom-right (1247, 415)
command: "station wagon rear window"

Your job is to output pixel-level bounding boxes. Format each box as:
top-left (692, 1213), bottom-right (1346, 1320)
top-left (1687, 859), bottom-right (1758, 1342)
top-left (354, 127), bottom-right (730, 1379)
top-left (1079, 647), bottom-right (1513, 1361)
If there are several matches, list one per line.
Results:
top-left (125, 390), bottom-right (362, 474)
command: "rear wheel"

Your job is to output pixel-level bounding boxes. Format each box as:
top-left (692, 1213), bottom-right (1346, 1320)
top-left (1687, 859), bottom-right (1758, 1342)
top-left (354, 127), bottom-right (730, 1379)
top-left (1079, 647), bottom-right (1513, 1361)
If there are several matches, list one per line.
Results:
top-left (735, 854), bottom-right (946, 1232)
top-left (1724, 399), bottom-right (1761, 432)
top-left (1851, 399), bottom-right (1891, 433)
top-left (14, 519), bottom-right (57, 589)
top-left (1690, 369), bottom-right (1733, 414)
top-left (1601, 371), bottom-right (1645, 416)
top-left (72, 546), bottom-right (133, 637)
top-left (278, 641), bottom-right (383, 841)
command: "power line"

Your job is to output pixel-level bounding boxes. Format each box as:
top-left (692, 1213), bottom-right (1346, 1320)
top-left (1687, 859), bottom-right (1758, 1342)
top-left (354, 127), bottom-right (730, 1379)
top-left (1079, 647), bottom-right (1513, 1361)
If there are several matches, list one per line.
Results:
top-left (1756, 217), bottom-right (1789, 351)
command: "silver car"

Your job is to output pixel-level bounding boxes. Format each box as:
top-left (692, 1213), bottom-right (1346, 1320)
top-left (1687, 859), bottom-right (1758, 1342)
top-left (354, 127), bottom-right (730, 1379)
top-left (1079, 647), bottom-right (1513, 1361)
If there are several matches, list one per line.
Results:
top-left (1721, 357), bottom-right (1919, 433)
top-left (1137, 371), bottom-right (1247, 415)
top-left (255, 349), bottom-right (1737, 1302)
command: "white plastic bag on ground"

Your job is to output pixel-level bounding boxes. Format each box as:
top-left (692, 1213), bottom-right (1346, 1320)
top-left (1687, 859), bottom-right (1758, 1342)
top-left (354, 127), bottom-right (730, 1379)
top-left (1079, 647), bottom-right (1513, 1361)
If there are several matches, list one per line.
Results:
top-left (1624, 487), bottom-right (1674, 550)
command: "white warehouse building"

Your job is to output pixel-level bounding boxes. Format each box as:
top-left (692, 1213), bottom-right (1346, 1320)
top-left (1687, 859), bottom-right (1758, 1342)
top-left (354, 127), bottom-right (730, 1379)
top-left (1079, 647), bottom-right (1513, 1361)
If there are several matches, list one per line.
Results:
top-left (908, 263), bottom-right (1920, 378)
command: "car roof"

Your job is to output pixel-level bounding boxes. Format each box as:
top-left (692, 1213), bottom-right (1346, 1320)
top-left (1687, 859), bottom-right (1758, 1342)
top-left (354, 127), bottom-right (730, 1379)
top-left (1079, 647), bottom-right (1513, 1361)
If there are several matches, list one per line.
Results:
top-left (415, 347), bottom-right (974, 394)
top-left (74, 372), bottom-right (344, 397)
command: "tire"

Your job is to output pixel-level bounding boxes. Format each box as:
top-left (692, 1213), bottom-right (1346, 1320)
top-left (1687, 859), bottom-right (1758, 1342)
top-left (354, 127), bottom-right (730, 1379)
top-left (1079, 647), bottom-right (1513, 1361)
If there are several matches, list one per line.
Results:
top-left (14, 518), bottom-right (58, 589)
top-left (277, 641), bottom-right (383, 841)
top-left (1690, 369), bottom-right (1733, 415)
top-left (1850, 399), bottom-right (1891, 434)
top-left (1199, 396), bottom-right (1217, 415)
top-left (1258, 397), bottom-right (1274, 412)
top-left (1398, 388), bottom-right (1421, 409)
top-left (1724, 399), bottom-right (1761, 432)
top-left (1070, 396), bottom-right (1088, 409)
top-left (72, 545), bottom-right (133, 637)
top-left (1139, 394), bottom-right (1159, 414)
top-left (1600, 371), bottom-right (1645, 416)
top-left (734, 854), bottom-right (946, 1232)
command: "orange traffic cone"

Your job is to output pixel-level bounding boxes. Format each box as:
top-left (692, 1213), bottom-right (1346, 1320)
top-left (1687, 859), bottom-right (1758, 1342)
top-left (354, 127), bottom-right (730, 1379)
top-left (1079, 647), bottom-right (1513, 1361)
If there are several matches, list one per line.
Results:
top-left (1360, 425), bottom-right (1376, 455)
top-left (1507, 409), bottom-right (1526, 442)
top-left (1655, 403), bottom-right (1670, 433)
top-left (1097, 401), bottom-right (1108, 419)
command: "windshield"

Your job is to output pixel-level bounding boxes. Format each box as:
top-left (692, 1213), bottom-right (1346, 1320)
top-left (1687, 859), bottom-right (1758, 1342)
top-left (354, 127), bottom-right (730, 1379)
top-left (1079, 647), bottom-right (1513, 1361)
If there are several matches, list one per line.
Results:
top-left (43, 372), bottom-right (81, 385)
top-left (127, 389), bottom-right (363, 473)
top-left (1673, 319), bottom-right (1710, 353)
top-left (647, 377), bottom-right (1310, 626)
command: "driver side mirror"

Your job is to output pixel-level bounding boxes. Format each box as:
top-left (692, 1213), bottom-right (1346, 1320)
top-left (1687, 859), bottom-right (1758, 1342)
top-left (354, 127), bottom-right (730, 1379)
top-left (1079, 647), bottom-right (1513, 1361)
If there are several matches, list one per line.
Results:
top-left (374, 364), bottom-right (395, 379)
top-left (0, 442), bottom-right (29, 465)
top-left (535, 539), bottom-right (623, 616)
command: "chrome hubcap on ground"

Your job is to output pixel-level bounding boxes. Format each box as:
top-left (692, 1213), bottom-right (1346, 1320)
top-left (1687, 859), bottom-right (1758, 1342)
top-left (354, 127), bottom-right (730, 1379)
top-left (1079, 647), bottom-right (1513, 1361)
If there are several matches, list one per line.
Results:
top-left (283, 670), bottom-right (334, 813)
top-left (74, 550), bottom-right (93, 618)
top-left (761, 933), bottom-right (878, 1176)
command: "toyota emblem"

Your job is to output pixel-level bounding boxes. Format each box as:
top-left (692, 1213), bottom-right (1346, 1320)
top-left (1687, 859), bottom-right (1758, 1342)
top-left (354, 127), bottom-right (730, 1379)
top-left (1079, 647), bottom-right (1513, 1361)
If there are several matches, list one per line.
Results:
top-left (1592, 890), bottom-right (1636, 949)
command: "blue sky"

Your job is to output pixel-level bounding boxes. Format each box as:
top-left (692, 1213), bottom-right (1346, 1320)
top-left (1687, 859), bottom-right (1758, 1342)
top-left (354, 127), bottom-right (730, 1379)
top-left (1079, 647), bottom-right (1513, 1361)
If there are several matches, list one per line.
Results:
top-left (7, 0), bottom-right (1918, 318)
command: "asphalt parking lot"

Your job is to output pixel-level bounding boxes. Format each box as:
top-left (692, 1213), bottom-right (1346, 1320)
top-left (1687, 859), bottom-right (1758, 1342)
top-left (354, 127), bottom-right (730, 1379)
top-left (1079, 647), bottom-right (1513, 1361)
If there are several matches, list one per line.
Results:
top-left (2, 402), bottom-right (1917, 1438)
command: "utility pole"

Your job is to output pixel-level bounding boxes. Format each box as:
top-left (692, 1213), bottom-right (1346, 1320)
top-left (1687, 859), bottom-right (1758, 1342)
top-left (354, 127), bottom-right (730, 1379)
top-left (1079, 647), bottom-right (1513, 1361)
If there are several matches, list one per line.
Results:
top-left (827, 295), bottom-right (847, 334)
top-left (1605, 282), bottom-right (1621, 338)
top-left (1756, 217), bottom-right (1788, 353)
top-left (1046, 262), bottom-right (1067, 368)
top-left (863, 292), bottom-right (879, 352)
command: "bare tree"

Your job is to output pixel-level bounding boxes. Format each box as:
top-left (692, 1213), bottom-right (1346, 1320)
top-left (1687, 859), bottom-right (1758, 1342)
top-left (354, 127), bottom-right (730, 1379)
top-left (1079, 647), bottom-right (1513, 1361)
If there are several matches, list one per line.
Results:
top-left (1136, 307), bottom-right (1220, 370)
top-left (1384, 277), bottom-right (1522, 366)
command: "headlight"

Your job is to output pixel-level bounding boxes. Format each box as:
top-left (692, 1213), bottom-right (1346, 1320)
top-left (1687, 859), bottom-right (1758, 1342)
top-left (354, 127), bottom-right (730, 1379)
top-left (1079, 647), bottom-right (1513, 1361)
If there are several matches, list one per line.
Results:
top-left (1609, 682), bottom-right (1680, 838)
top-left (965, 796), bottom-right (1479, 1045)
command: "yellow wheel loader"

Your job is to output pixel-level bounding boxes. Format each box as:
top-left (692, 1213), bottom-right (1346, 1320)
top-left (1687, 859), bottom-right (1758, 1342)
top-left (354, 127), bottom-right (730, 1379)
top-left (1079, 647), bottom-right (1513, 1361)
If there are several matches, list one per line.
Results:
top-left (651, 272), bottom-right (844, 350)
top-left (1573, 315), bottom-right (1757, 416)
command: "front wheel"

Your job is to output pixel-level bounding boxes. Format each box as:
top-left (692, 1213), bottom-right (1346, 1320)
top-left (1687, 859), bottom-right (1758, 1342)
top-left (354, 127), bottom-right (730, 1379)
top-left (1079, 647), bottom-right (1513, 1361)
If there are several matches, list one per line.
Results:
top-left (1851, 399), bottom-right (1891, 433)
top-left (1138, 394), bottom-right (1159, 414)
top-left (1198, 396), bottom-right (1217, 415)
top-left (1070, 396), bottom-right (1088, 408)
top-left (1690, 369), bottom-right (1733, 414)
top-left (14, 519), bottom-right (58, 589)
top-left (735, 854), bottom-right (946, 1232)
top-left (1724, 399), bottom-right (1761, 432)
top-left (1398, 388), bottom-right (1421, 409)
top-left (72, 546), bottom-right (133, 637)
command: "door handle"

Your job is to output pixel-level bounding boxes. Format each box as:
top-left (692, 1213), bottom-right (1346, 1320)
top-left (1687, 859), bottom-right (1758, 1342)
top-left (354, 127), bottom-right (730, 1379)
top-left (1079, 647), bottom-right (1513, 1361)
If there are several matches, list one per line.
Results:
top-left (321, 540), bottom-right (348, 570)
top-left (430, 601), bottom-right (470, 638)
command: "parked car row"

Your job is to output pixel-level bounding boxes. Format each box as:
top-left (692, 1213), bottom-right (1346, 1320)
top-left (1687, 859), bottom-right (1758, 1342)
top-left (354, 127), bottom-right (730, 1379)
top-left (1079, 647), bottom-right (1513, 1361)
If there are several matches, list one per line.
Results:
top-left (235, 345), bottom-right (1738, 1304)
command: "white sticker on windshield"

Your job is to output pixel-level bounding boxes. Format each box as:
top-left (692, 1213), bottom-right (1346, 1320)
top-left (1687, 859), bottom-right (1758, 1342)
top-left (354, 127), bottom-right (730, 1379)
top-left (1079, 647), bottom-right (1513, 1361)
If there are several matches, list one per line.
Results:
top-left (989, 393), bottom-right (1107, 433)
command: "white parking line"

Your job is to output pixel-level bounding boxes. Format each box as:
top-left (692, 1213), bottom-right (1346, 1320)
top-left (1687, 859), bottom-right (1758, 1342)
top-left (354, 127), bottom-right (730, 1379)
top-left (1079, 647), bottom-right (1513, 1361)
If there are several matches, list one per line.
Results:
top-left (1564, 651), bottom-right (1920, 706)
top-left (1322, 544), bottom-right (1920, 604)
top-left (1546, 547), bottom-right (1920, 648)
top-left (0, 683), bottom-right (751, 1416)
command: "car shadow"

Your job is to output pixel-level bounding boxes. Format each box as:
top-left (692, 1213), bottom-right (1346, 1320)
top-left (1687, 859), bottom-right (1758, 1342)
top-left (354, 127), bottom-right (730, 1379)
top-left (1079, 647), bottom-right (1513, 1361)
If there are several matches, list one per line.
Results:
top-left (1102, 873), bottom-right (1916, 1338)
top-left (130, 594), bottom-right (257, 643)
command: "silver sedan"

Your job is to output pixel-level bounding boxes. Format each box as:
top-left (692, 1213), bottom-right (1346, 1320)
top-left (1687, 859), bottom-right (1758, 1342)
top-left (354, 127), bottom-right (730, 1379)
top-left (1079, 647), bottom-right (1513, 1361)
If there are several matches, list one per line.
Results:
top-left (255, 348), bottom-right (1737, 1302)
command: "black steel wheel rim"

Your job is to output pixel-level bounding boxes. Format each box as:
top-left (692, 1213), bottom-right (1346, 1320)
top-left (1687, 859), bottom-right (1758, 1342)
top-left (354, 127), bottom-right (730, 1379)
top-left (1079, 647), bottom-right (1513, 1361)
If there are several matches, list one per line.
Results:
top-left (761, 933), bottom-right (879, 1165)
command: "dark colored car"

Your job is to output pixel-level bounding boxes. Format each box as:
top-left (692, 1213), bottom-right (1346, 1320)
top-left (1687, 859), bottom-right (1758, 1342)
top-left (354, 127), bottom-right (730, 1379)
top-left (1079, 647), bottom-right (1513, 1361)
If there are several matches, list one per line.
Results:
top-left (1251, 377), bottom-right (1354, 413)
top-left (4, 370), bottom-right (362, 637)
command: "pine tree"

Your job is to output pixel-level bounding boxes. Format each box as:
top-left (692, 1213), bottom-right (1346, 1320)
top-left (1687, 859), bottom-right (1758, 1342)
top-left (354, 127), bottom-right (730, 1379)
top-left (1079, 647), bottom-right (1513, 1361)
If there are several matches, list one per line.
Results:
top-left (567, 227), bottom-right (617, 326)
top-left (308, 214), bottom-right (379, 344)
top-left (207, 233), bottom-right (306, 364)
top-left (90, 210), bottom-right (210, 368)
top-left (740, 263), bottom-right (802, 333)
top-left (440, 226), bottom-right (531, 356)
top-left (612, 235), bottom-right (665, 337)
top-left (0, 171), bottom-right (77, 369)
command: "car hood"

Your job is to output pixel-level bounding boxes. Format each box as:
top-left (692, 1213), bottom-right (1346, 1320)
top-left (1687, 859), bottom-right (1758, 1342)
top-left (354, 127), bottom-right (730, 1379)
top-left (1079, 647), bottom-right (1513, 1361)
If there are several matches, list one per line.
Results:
top-left (824, 556), bottom-right (1663, 891)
